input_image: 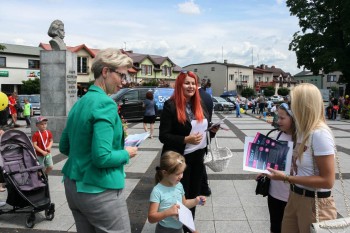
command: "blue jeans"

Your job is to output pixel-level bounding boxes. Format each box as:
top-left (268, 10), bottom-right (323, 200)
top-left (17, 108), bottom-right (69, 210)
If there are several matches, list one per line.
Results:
top-left (236, 104), bottom-right (240, 116)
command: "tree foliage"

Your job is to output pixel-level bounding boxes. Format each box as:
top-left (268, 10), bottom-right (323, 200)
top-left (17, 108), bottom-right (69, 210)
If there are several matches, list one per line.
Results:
top-left (286, 0), bottom-right (350, 94)
top-left (0, 44), bottom-right (6, 51)
top-left (241, 87), bottom-right (255, 98)
top-left (263, 86), bottom-right (275, 97)
top-left (21, 78), bottom-right (40, 94)
top-left (277, 87), bottom-right (290, 96)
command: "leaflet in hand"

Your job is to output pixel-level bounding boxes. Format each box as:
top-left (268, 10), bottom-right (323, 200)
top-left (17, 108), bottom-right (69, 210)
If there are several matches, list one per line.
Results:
top-left (206, 116), bottom-right (228, 131)
top-left (176, 201), bottom-right (195, 232)
top-left (243, 132), bottom-right (293, 174)
top-left (124, 132), bottom-right (150, 147)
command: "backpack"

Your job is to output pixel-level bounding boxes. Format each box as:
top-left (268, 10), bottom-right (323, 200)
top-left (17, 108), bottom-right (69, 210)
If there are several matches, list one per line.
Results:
top-left (15, 102), bottom-right (23, 113)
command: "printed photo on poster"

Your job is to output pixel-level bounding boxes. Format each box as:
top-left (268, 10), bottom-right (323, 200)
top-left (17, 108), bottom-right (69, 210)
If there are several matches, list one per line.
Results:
top-left (243, 136), bottom-right (293, 174)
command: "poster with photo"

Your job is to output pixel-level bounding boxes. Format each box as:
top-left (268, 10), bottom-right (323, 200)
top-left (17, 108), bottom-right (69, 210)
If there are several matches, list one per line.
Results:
top-left (243, 136), bottom-right (293, 174)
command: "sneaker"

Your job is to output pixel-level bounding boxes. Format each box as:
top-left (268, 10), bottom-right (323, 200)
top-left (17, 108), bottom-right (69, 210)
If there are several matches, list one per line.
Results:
top-left (0, 201), bottom-right (5, 207)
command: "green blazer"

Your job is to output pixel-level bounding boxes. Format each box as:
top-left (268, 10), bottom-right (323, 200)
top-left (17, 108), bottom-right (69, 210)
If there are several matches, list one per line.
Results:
top-left (60, 85), bottom-right (129, 191)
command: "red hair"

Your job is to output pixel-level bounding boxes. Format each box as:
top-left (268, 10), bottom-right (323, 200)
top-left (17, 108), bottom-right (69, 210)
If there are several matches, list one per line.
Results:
top-left (171, 71), bottom-right (204, 124)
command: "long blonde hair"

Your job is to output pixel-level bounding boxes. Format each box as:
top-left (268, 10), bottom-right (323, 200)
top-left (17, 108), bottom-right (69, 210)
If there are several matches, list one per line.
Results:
top-left (290, 83), bottom-right (330, 158)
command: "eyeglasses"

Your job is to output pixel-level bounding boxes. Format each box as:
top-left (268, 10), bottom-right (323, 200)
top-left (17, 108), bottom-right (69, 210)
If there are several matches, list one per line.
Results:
top-left (279, 102), bottom-right (293, 116)
top-left (180, 70), bottom-right (195, 76)
top-left (110, 70), bottom-right (127, 81)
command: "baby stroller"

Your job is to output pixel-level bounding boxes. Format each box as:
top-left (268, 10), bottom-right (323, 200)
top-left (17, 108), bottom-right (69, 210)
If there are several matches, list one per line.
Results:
top-left (0, 129), bottom-right (55, 228)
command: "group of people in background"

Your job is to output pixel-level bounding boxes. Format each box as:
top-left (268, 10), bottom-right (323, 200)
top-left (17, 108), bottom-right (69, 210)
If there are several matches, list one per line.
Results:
top-left (327, 95), bottom-right (350, 120)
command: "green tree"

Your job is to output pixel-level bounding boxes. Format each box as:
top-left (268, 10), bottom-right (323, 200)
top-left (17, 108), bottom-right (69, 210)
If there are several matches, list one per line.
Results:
top-left (21, 78), bottom-right (40, 94)
top-left (241, 87), bottom-right (255, 98)
top-left (263, 86), bottom-right (275, 97)
top-left (287, 0), bottom-right (350, 94)
top-left (277, 87), bottom-right (290, 96)
top-left (0, 44), bottom-right (5, 51)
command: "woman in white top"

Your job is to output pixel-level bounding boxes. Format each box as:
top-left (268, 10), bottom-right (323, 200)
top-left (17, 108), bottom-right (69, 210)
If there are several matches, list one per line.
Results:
top-left (267, 83), bottom-right (337, 233)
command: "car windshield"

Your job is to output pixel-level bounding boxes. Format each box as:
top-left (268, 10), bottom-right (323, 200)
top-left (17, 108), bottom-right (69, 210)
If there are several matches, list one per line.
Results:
top-left (215, 97), bottom-right (227, 102)
top-left (18, 95), bottom-right (40, 103)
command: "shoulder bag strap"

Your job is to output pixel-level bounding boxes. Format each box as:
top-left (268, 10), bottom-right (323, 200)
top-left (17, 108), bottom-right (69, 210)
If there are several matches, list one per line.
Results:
top-left (312, 132), bottom-right (350, 224)
top-left (38, 130), bottom-right (48, 151)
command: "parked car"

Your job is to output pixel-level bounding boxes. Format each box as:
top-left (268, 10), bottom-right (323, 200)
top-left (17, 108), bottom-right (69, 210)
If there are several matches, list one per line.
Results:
top-left (110, 87), bottom-right (174, 120)
top-left (240, 97), bottom-right (253, 109)
top-left (212, 96), bottom-right (235, 111)
top-left (17, 94), bottom-right (40, 118)
top-left (270, 95), bottom-right (284, 103)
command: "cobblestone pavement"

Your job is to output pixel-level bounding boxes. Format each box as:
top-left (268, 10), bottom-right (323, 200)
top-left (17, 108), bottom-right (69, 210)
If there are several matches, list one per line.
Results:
top-left (1, 114), bottom-right (350, 233)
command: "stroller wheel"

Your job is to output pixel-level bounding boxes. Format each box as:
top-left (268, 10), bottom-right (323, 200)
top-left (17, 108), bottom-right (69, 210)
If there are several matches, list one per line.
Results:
top-left (45, 203), bottom-right (55, 221)
top-left (25, 213), bottom-right (36, 228)
top-left (45, 209), bottom-right (55, 221)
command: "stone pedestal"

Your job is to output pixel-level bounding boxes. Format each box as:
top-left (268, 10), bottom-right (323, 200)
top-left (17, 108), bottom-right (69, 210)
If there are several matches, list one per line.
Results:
top-left (39, 50), bottom-right (77, 143)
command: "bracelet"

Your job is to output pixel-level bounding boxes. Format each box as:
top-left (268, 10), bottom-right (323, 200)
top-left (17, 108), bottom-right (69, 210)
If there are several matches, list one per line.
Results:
top-left (283, 174), bottom-right (290, 184)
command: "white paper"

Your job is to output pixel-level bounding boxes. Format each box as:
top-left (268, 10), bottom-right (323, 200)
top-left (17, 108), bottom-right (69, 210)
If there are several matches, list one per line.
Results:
top-left (176, 201), bottom-right (195, 232)
top-left (242, 136), bottom-right (293, 174)
top-left (124, 132), bottom-right (150, 147)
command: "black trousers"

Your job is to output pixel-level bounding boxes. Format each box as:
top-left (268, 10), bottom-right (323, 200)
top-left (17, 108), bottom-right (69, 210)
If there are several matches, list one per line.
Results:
top-left (181, 148), bottom-right (205, 232)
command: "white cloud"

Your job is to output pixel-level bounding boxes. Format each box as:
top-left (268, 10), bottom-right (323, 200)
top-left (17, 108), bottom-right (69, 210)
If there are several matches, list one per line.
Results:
top-left (276, 0), bottom-right (284, 5)
top-left (177, 0), bottom-right (201, 15)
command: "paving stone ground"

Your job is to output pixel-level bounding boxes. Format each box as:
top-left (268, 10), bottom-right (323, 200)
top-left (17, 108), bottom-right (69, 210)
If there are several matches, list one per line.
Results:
top-left (1, 114), bottom-right (350, 233)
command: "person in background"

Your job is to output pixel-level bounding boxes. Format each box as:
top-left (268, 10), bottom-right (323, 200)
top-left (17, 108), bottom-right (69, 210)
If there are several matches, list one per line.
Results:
top-left (159, 70), bottom-right (219, 233)
top-left (32, 116), bottom-right (54, 174)
top-left (198, 79), bottom-right (213, 197)
top-left (267, 83), bottom-right (337, 233)
top-left (59, 48), bottom-right (138, 233)
top-left (235, 96), bottom-right (242, 118)
top-left (258, 95), bottom-right (265, 115)
top-left (251, 96), bottom-right (256, 114)
top-left (148, 151), bottom-right (205, 233)
top-left (23, 98), bottom-right (33, 128)
top-left (143, 91), bottom-right (157, 139)
top-left (8, 92), bottom-right (19, 127)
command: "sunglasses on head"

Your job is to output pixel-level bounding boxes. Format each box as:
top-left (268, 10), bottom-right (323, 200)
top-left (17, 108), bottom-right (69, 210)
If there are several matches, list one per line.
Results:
top-left (279, 102), bottom-right (293, 116)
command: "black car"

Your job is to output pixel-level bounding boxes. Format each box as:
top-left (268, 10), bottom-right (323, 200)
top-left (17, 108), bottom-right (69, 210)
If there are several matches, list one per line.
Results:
top-left (110, 87), bottom-right (174, 120)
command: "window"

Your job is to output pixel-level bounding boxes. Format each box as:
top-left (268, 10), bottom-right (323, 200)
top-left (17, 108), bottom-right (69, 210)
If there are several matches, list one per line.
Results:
top-left (0, 57), bottom-right (5, 67)
top-left (211, 67), bottom-right (215, 71)
top-left (242, 75), bottom-right (249, 81)
top-left (162, 65), bottom-right (172, 76)
top-left (229, 74), bottom-right (234, 81)
top-left (28, 59), bottom-right (40, 69)
top-left (77, 57), bottom-right (88, 74)
top-left (141, 65), bottom-right (152, 75)
top-left (327, 75), bottom-right (336, 82)
top-left (194, 68), bottom-right (198, 72)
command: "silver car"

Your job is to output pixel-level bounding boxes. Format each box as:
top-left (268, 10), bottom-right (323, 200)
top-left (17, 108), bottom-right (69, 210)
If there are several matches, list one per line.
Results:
top-left (212, 96), bottom-right (235, 111)
top-left (17, 94), bottom-right (41, 118)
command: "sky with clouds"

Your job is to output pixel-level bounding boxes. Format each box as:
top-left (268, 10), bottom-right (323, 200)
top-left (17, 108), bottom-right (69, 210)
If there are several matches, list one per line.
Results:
top-left (0, 0), bottom-right (302, 75)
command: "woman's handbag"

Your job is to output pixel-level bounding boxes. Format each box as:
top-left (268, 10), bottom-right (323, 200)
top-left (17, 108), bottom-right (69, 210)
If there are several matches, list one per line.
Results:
top-left (204, 132), bottom-right (232, 172)
top-left (255, 175), bottom-right (270, 197)
top-left (310, 140), bottom-right (350, 233)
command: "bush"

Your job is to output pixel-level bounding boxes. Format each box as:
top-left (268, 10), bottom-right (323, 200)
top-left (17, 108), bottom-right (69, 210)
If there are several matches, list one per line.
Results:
top-left (264, 86), bottom-right (275, 97)
top-left (241, 87), bottom-right (255, 98)
top-left (277, 87), bottom-right (290, 96)
top-left (21, 78), bottom-right (40, 94)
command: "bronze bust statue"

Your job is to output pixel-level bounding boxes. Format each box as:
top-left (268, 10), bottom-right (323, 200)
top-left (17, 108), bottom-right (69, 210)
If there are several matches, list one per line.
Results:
top-left (48, 20), bottom-right (67, 50)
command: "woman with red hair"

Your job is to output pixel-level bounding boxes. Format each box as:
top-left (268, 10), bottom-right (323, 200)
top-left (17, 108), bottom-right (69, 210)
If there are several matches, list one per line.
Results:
top-left (159, 71), bottom-right (218, 232)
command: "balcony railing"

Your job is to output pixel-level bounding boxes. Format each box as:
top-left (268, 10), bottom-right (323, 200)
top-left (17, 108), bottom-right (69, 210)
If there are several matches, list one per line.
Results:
top-left (255, 81), bottom-right (275, 87)
top-left (236, 80), bottom-right (248, 86)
